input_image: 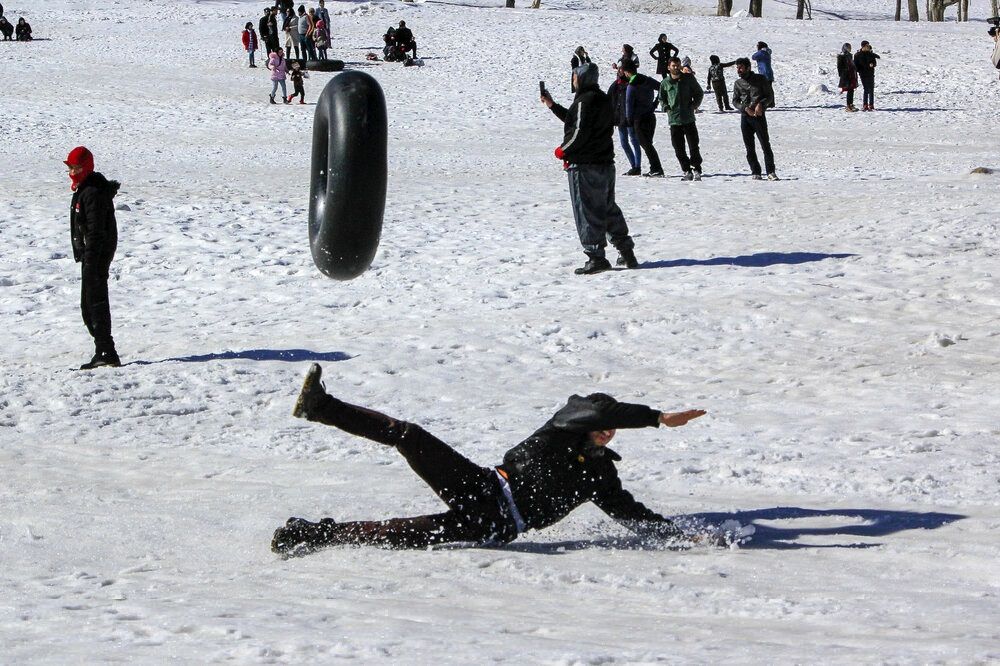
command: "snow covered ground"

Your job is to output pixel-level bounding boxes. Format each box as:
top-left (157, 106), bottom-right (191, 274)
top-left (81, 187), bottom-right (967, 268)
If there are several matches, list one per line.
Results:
top-left (1, 0), bottom-right (999, 662)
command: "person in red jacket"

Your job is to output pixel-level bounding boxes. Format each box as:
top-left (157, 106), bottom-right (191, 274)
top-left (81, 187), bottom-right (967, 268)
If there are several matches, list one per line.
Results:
top-left (242, 22), bottom-right (259, 68)
top-left (65, 147), bottom-right (122, 369)
top-left (271, 364), bottom-right (707, 556)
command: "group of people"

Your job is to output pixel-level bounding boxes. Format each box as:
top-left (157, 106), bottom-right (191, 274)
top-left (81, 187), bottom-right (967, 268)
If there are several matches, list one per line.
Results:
top-left (541, 38), bottom-right (786, 276)
top-left (837, 41), bottom-right (881, 112)
top-left (0, 9), bottom-right (32, 41)
top-left (243, 2), bottom-right (332, 69)
top-left (381, 21), bottom-right (418, 62)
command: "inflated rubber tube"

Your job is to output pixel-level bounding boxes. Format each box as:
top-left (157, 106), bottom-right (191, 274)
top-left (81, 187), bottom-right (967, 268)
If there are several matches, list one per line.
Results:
top-left (309, 71), bottom-right (387, 280)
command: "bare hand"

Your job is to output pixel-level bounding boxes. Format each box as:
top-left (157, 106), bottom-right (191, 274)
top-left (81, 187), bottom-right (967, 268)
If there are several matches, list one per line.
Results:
top-left (659, 409), bottom-right (707, 427)
top-left (540, 93), bottom-right (553, 108)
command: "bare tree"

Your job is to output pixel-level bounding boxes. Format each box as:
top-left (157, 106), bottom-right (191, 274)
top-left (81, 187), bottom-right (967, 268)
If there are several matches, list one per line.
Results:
top-left (908, 0), bottom-right (919, 21)
top-left (795, 0), bottom-right (812, 19)
top-left (717, 0), bottom-right (733, 16)
top-left (993, 0), bottom-right (1000, 17)
top-left (895, 0), bottom-right (902, 20)
top-left (749, 0), bottom-right (763, 17)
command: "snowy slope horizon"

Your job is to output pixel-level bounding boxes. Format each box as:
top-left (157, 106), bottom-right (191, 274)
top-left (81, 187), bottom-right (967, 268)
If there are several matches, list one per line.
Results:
top-left (1, 0), bottom-right (999, 662)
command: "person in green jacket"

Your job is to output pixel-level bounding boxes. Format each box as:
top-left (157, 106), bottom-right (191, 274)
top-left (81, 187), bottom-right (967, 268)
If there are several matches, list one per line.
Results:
top-left (659, 57), bottom-right (704, 180)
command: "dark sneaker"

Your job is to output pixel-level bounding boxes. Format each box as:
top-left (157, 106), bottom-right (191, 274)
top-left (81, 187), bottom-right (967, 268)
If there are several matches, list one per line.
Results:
top-left (693, 170), bottom-right (702, 181)
top-left (292, 363), bottom-right (327, 420)
top-left (80, 350), bottom-right (121, 370)
top-left (751, 174), bottom-right (763, 180)
top-left (643, 170), bottom-right (665, 178)
top-left (624, 167), bottom-right (641, 176)
top-left (682, 170), bottom-right (694, 181)
top-left (271, 517), bottom-right (339, 556)
top-left (616, 248), bottom-right (639, 269)
top-left (767, 172), bottom-right (780, 181)
top-left (574, 257), bottom-right (613, 275)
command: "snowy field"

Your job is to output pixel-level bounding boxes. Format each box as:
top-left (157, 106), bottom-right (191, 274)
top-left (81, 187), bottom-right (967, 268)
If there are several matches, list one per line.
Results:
top-left (2, 0), bottom-right (1000, 662)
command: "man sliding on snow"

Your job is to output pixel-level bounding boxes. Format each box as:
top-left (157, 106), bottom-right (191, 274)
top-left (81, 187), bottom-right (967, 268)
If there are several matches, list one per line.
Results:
top-left (271, 364), bottom-right (706, 556)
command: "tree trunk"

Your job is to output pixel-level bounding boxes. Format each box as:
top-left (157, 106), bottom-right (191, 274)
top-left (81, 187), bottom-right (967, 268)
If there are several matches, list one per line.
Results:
top-left (749, 0), bottom-right (763, 17)
top-left (796, 0), bottom-right (804, 18)
top-left (895, 0), bottom-right (902, 20)
top-left (908, 0), bottom-right (919, 21)
top-left (717, 0), bottom-right (733, 16)
top-left (993, 0), bottom-right (1000, 18)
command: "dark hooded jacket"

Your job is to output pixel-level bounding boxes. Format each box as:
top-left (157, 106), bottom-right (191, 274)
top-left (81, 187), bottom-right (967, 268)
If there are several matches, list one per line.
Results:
top-left (498, 393), bottom-right (680, 537)
top-left (549, 64), bottom-right (615, 165)
top-left (607, 75), bottom-right (630, 129)
top-left (70, 172), bottom-right (119, 264)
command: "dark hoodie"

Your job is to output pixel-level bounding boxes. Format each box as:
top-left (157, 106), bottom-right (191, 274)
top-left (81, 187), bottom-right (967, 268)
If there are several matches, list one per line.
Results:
top-left (548, 63), bottom-right (615, 165)
top-left (499, 393), bottom-right (680, 537)
top-left (70, 172), bottom-right (119, 264)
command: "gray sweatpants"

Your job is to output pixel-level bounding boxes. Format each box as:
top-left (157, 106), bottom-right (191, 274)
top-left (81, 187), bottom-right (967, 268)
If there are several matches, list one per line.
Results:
top-left (567, 163), bottom-right (634, 258)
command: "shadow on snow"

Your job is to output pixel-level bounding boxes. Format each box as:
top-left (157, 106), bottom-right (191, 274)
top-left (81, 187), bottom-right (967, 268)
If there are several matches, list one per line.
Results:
top-left (491, 506), bottom-right (963, 554)
top-left (639, 251), bottom-right (855, 270)
top-left (125, 349), bottom-right (352, 366)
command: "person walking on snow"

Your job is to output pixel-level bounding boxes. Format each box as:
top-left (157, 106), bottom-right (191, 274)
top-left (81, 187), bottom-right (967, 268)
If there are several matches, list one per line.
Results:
top-left (620, 60), bottom-right (664, 178)
top-left (733, 57), bottom-right (778, 181)
top-left (853, 40), bottom-right (879, 111)
top-left (837, 43), bottom-right (859, 112)
top-left (649, 34), bottom-right (679, 79)
top-left (542, 62), bottom-right (640, 275)
top-left (608, 65), bottom-right (641, 176)
top-left (661, 57), bottom-right (705, 180)
top-left (271, 364), bottom-right (707, 555)
top-left (65, 147), bottom-right (121, 369)
top-left (267, 48), bottom-right (290, 104)
top-left (287, 60), bottom-right (308, 103)
top-left (242, 22), bottom-right (259, 68)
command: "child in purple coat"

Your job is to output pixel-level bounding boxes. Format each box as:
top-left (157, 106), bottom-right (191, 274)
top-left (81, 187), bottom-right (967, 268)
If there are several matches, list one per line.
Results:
top-left (267, 48), bottom-right (290, 104)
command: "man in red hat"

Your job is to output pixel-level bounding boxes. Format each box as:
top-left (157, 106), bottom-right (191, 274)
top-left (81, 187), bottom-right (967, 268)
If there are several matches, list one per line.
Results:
top-left (65, 146), bottom-right (122, 369)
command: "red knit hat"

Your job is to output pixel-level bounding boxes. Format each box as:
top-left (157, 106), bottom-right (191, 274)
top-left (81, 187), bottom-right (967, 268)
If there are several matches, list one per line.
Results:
top-left (65, 146), bottom-right (94, 190)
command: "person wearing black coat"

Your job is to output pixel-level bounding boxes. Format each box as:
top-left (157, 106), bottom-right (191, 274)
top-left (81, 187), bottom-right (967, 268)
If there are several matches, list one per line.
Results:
top-left (15, 16), bottom-right (31, 41)
top-left (0, 16), bottom-right (13, 41)
top-left (620, 60), bottom-right (664, 177)
top-left (65, 146), bottom-right (121, 369)
top-left (543, 62), bottom-right (638, 274)
top-left (608, 67), bottom-right (641, 176)
top-left (271, 364), bottom-right (706, 555)
top-left (649, 34), bottom-right (679, 79)
top-left (853, 40), bottom-right (880, 111)
top-left (570, 45), bottom-right (590, 93)
top-left (733, 58), bottom-right (777, 180)
top-left (258, 9), bottom-right (271, 54)
top-left (837, 43), bottom-right (858, 112)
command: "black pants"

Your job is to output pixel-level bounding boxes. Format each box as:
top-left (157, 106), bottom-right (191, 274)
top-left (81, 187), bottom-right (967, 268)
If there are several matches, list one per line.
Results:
top-left (80, 249), bottom-right (116, 353)
top-left (740, 112), bottom-right (775, 176)
top-left (860, 76), bottom-right (874, 108)
top-left (633, 113), bottom-right (662, 174)
top-left (669, 122), bottom-right (702, 173)
top-left (711, 82), bottom-right (731, 111)
top-left (846, 88), bottom-right (855, 108)
top-left (291, 81), bottom-right (304, 100)
top-left (304, 396), bottom-right (516, 548)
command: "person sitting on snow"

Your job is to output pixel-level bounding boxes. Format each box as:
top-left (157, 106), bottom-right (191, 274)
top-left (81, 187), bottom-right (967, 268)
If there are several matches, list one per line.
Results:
top-left (392, 19), bottom-right (416, 59)
top-left (271, 364), bottom-right (707, 555)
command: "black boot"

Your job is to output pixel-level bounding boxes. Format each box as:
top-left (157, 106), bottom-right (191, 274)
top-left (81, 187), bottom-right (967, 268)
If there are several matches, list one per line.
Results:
top-left (574, 256), bottom-right (612, 275)
top-left (616, 248), bottom-right (639, 269)
top-left (80, 349), bottom-right (121, 370)
top-left (292, 363), bottom-right (327, 420)
top-left (271, 517), bottom-right (340, 556)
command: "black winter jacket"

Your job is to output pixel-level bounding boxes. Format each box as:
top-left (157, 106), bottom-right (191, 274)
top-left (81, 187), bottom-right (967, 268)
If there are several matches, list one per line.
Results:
top-left (70, 172), bottom-right (119, 264)
top-left (550, 84), bottom-right (615, 165)
top-left (499, 394), bottom-right (680, 537)
top-left (853, 50), bottom-right (879, 79)
top-left (607, 78), bottom-right (629, 128)
top-left (733, 71), bottom-right (774, 111)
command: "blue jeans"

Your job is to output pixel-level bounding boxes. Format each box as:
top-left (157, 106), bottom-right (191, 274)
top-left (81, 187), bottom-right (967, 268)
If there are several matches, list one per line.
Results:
top-left (298, 34), bottom-right (309, 60)
top-left (271, 79), bottom-right (287, 98)
top-left (248, 49), bottom-right (256, 66)
top-left (617, 126), bottom-right (640, 169)
top-left (567, 164), bottom-right (634, 258)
